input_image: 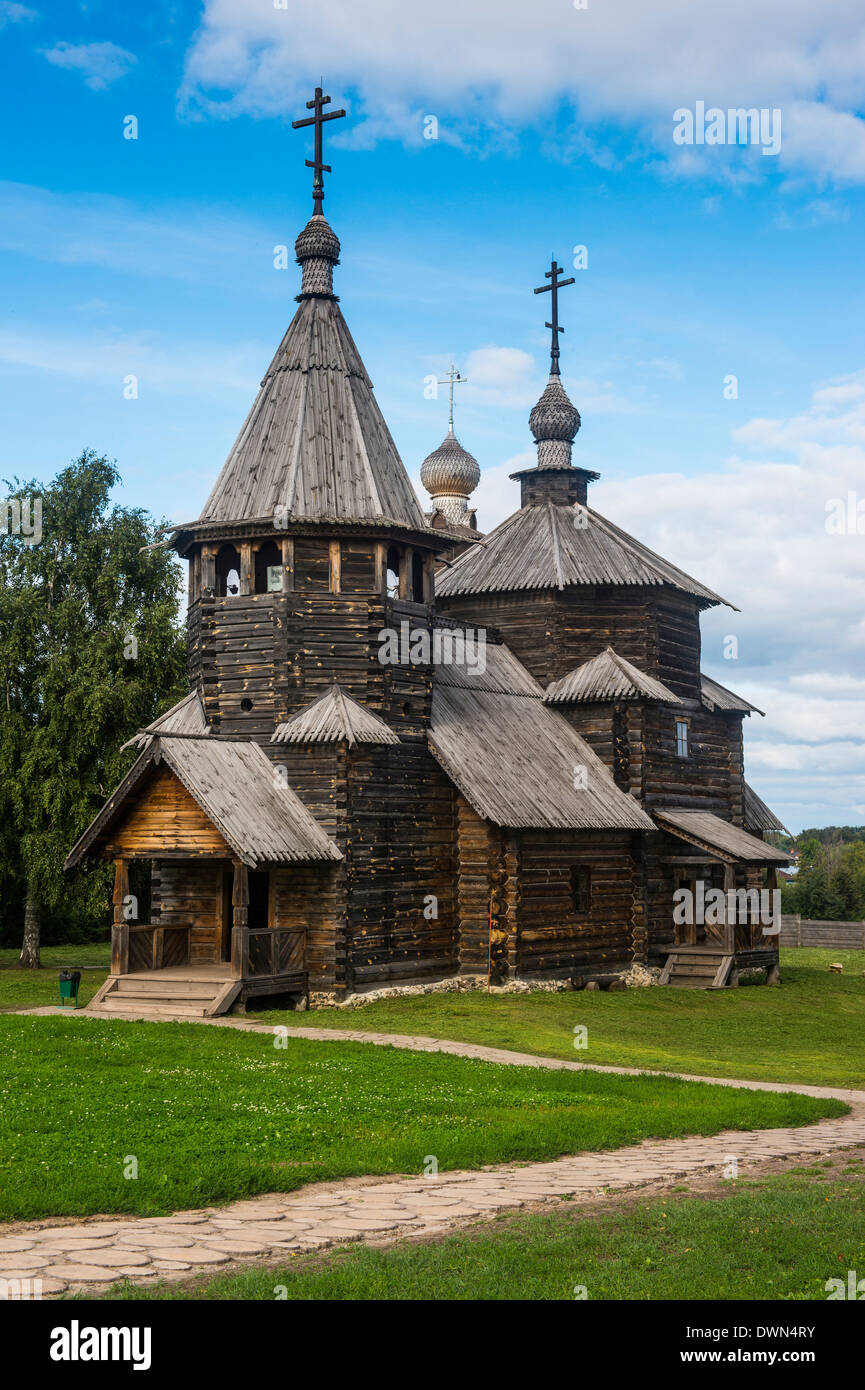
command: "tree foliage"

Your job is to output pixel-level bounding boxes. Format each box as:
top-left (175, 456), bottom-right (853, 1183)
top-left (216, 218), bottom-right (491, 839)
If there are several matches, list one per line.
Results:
top-left (0, 452), bottom-right (187, 950)
top-left (781, 837), bottom-right (865, 920)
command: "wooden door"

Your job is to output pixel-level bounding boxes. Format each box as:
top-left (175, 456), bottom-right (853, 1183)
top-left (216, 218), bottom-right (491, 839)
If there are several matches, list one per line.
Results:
top-left (675, 873), bottom-right (697, 945)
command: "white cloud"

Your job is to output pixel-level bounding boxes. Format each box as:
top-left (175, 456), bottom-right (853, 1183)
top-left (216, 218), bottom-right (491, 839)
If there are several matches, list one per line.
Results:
top-left (465, 345), bottom-right (533, 391)
top-left (586, 373), bottom-right (865, 828)
top-left (0, 2), bottom-right (36, 27)
top-left (0, 324), bottom-right (262, 398)
top-left (0, 182), bottom-right (273, 287)
top-left (42, 41), bottom-right (137, 92)
top-left (180, 0), bottom-right (865, 184)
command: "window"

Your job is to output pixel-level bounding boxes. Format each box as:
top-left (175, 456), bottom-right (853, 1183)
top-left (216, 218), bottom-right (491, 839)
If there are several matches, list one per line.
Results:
top-left (385, 544), bottom-right (401, 599)
top-left (254, 540), bottom-right (282, 594)
top-left (676, 720), bottom-right (689, 758)
top-left (411, 550), bottom-right (425, 603)
top-left (571, 866), bottom-right (591, 916)
top-left (215, 544), bottom-right (241, 598)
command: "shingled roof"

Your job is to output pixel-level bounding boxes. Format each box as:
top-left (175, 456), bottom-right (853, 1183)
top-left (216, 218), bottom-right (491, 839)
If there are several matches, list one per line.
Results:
top-left (544, 648), bottom-right (682, 705)
top-left (196, 215), bottom-right (427, 533)
top-left (272, 685), bottom-right (399, 746)
top-left (435, 501), bottom-right (732, 607)
top-left (429, 644), bottom-right (655, 831)
top-left (65, 736), bottom-right (342, 869)
top-left (121, 690), bottom-right (209, 752)
top-left (654, 808), bottom-right (790, 864)
top-left (743, 782), bottom-right (789, 835)
top-left (701, 672), bottom-right (765, 716)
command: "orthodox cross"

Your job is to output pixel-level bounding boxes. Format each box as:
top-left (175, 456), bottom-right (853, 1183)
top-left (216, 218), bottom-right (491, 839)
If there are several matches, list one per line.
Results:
top-left (292, 85), bottom-right (346, 215)
top-left (436, 360), bottom-right (467, 432)
top-left (533, 257), bottom-right (575, 376)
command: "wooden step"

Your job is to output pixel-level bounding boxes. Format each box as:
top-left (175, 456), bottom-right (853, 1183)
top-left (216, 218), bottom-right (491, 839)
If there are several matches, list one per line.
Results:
top-left (661, 951), bottom-right (734, 990)
top-left (87, 975), bottom-right (243, 1018)
top-left (112, 978), bottom-right (220, 998)
top-left (97, 998), bottom-right (212, 1018)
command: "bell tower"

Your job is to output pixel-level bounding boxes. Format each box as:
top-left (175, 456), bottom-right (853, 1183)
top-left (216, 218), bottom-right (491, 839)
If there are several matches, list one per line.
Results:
top-left (169, 86), bottom-right (448, 742)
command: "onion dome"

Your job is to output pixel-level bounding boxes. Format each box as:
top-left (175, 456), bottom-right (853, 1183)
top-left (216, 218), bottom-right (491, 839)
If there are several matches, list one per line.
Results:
top-left (420, 428), bottom-right (481, 526)
top-left (529, 375), bottom-right (581, 468)
top-left (295, 214), bottom-right (341, 298)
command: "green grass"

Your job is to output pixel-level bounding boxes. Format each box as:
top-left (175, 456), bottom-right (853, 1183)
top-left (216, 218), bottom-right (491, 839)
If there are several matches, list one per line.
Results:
top-left (260, 948), bottom-right (865, 1088)
top-left (98, 1158), bottom-right (865, 1301)
top-left (0, 1013), bottom-right (843, 1222)
top-left (0, 942), bottom-right (109, 1010)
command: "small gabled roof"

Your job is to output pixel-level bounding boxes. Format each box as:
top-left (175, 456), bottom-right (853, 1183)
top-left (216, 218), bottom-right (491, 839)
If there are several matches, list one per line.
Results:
top-left (544, 648), bottom-right (683, 706)
top-left (435, 501), bottom-right (733, 608)
top-left (429, 643), bottom-right (655, 832)
top-left (65, 736), bottom-right (342, 870)
top-left (701, 673), bottom-right (765, 716)
top-left (654, 808), bottom-right (790, 864)
top-left (271, 685), bottom-right (399, 747)
top-left (743, 782), bottom-right (789, 836)
top-left (121, 690), bottom-right (208, 752)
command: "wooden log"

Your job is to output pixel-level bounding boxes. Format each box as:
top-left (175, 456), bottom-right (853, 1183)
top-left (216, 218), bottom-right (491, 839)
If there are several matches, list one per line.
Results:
top-left (111, 857), bottom-right (130, 976)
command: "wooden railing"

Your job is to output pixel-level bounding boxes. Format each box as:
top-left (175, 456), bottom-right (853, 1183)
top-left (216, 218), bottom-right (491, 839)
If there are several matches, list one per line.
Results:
top-left (112, 922), bottom-right (190, 974)
top-left (231, 927), bottom-right (305, 980)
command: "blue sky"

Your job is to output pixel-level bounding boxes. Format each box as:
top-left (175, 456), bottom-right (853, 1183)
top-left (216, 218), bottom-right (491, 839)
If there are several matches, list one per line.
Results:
top-left (2, 0), bottom-right (865, 830)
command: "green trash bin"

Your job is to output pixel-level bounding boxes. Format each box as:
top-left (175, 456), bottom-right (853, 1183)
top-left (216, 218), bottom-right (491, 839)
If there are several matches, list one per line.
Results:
top-left (58, 970), bottom-right (81, 1009)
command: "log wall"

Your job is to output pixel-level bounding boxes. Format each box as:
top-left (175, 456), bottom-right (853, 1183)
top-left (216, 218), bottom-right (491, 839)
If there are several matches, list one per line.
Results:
top-left (515, 829), bottom-right (640, 975)
top-left (152, 859), bottom-right (223, 965)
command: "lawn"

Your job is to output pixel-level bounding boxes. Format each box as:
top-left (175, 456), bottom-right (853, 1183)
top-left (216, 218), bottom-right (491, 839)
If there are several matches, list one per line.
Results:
top-left (261, 949), bottom-right (865, 1088)
top-left (2, 947), bottom-right (862, 1088)
top-left (0, 942), bottom-right (109, 1010)
top-left (99, 1154), bottom-right (865, 1301)
top-left (0, 1013), bottom-right (843, 1222)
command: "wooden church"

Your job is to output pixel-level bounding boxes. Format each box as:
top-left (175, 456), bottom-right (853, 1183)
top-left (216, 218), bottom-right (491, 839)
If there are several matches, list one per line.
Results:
top-left (66, 90), bottom-right (790, 1017)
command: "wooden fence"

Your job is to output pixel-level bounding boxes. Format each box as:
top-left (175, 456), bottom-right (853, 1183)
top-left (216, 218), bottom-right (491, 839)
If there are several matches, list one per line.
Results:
top-left (780, 914), bottom-right (865, 949)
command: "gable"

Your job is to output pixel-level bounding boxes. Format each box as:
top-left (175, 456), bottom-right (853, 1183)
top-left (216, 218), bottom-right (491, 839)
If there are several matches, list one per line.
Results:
top-left (101, 764), bottom-right (231, 858)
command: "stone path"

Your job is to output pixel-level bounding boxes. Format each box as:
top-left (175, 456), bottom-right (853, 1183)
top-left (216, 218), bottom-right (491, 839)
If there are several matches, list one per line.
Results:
top-left (4, 1010), bottom-right (865, 1298)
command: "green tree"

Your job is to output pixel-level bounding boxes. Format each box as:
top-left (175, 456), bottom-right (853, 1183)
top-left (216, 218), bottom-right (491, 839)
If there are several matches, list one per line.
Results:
top-left (0, 452), bottom-right (187, 965)
top-left (835, 842), bottom-right (865, 919)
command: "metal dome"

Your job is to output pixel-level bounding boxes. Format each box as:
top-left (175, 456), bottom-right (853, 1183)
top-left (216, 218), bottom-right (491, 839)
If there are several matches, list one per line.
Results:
top-left (420, 428), bottom-right (481, 498)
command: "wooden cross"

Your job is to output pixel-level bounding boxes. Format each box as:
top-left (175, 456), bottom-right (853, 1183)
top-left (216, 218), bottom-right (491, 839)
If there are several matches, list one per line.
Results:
top-left (533, 257), bottom-right (575, 376)
top-left (292, 86), bottom-right (346, 215)
top-left (436, 360), bottom-right (467, 432)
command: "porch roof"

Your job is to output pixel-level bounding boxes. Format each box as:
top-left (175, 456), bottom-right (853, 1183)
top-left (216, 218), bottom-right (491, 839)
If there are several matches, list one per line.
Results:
top-left (65, 735), bottom-right (342, 870)
top-left (654, 808), bottom-right (791, 865)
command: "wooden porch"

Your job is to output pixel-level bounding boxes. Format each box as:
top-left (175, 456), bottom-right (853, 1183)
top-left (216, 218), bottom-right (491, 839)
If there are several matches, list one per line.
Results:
top-left (651, 808), bottom-right (790, 989)
top-left (87, 857), bottom-right (309, 1017)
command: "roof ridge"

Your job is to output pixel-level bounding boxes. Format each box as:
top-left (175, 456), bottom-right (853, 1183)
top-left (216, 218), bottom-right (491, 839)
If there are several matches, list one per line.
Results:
top-left (332, 684), bottom-right (356, 746)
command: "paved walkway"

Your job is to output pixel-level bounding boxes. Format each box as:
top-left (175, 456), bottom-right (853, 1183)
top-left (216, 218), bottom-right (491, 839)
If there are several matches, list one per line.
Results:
top-left (4, 1011), bottom-right (865, 1298)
